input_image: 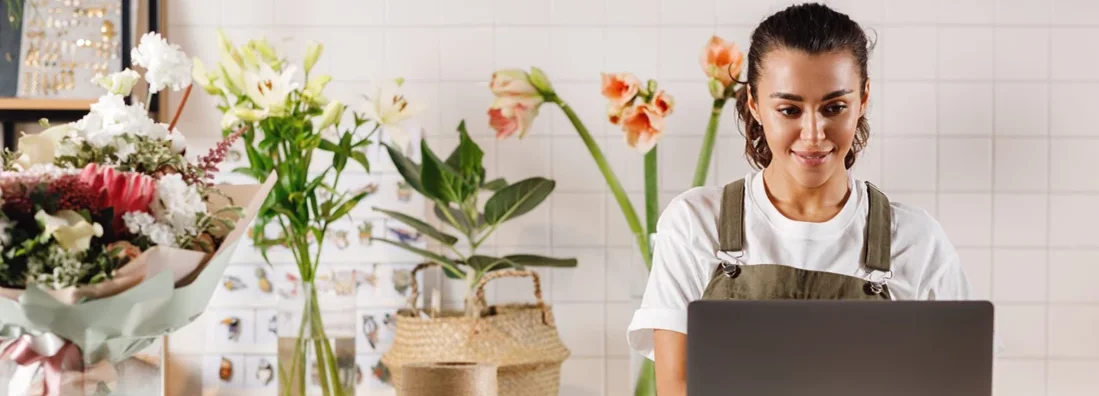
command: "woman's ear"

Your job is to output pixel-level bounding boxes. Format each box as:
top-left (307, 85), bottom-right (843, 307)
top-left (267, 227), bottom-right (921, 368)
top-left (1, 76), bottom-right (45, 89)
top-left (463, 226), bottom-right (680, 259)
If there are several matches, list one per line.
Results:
top-left (747, 85), bottom-right (760, 122)
top-left (860, 80), bottom-right (871, 117)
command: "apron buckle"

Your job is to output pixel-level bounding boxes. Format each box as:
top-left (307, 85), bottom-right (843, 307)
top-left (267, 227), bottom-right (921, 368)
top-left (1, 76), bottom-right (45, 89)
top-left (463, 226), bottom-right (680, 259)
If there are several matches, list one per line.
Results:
top-left (719, 261), bottom-right (741, 278)
top-left (864, 281), bottom-right (884, 295)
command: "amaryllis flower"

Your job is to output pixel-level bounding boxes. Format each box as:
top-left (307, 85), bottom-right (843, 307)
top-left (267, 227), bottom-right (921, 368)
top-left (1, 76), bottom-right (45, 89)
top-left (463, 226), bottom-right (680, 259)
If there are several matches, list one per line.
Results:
top-left (651, 90), bottom-right (675, 116)
top-left (488, 95), bottom-right (543, 139)
top-left (601, 73), bottom-right (642, 108)
top-left (79, 163), bottom-right (157, 231)
top-left (620, 103), bottom-right (665, 154)
top-left (490, 69), bottom-right (540, 96)
top-left (699, 35), bottom-right (745, 87)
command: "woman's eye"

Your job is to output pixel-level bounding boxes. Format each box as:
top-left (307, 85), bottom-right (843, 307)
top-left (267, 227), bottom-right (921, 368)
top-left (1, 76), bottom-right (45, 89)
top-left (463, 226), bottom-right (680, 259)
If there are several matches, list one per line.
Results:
top-left (824, 104), bottom-right (847, 114)
top-left (778, 107), bottom-right (801, 116)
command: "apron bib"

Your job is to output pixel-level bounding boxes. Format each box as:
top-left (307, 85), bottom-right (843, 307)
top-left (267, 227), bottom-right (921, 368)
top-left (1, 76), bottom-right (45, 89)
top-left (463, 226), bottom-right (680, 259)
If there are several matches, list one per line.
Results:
top-left (701, 179), bottom-right (894, 301)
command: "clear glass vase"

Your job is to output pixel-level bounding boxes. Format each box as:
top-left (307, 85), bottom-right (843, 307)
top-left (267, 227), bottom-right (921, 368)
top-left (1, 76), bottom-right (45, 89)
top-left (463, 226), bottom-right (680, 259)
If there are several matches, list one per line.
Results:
top-left (276, 281), bottom-right (357, 396)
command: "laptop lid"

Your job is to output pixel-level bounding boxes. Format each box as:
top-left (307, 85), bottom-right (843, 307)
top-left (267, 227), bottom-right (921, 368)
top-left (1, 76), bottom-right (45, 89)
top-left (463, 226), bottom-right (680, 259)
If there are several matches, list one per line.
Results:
top-left (686, 300), bottom-right (994, 396)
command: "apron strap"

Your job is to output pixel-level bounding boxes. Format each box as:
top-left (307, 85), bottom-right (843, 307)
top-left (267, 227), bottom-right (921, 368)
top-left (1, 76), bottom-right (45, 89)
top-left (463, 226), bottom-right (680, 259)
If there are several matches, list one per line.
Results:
top-left (718, 179), bottom-right (746, 252)
top-left (864, 181), bottom-right (892, 272)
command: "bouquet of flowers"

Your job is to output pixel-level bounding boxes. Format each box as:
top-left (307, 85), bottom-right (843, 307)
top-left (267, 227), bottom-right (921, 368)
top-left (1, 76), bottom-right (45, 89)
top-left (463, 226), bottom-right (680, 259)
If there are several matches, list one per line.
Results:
top-left (0, 32), bottom-right (273, 396)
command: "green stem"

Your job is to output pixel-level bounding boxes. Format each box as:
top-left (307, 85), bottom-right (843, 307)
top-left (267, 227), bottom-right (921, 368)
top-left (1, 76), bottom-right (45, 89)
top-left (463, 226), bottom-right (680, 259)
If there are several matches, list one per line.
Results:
top-left (691, 99), bottom-right (727, 188)
top-left (634, 359), bottom-right (657, 396)
top-left (644, 146), bottom-right (658, 254)
top-left (549, 96), bottom-right (650, 267)
top-left (145, 89), bottom-right (154, 111)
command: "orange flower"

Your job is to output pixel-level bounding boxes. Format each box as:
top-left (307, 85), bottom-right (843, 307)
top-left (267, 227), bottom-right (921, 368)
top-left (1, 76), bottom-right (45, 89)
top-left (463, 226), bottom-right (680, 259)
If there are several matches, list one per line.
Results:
top-left (651, 90), bottom-right (674, 116)
top-left (600, 73), bottom-right (641, 108)
top-left (488, 95), bottom-right (543, 139)
top-left (620, 103), bottom-right (665, 153)
top-left (607, 103), bottom-right (625, 125)
top-left (699, 36), bottom-right (744, 87)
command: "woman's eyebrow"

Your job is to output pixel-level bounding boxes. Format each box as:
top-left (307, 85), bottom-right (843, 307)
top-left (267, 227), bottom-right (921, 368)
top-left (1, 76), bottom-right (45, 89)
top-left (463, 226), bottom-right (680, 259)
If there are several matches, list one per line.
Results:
top-left (769, 89), bottom-right (854, 102)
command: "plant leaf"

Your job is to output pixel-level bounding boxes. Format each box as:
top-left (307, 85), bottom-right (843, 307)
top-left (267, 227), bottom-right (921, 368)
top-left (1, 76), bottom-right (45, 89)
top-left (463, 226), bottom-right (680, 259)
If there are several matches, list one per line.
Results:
top-left (433, 203), bottom-right (479, 234)
top-left (350, 150), bottom-right (371, 173)
top-left (483, 177), bottom-right (555, 225)
top-left (444, 121), bottom-right (485, 196)
top-left (466, 255), bottom-right (504, 272)
top-left (318, 139), bottom-right (340, 153)
top-left (481, 178), bottom-right (507, 191)
top-left (371, 238), bottom-right (463, 277)
top-left (382, 142), bottom-right (429, 198)
top-left (503, 254), bottom-right (578, 268)
top-left (327, 190), bottom-right (371, 222)
top-left (373, 207), bottom-right (459, 245)
top-left (420, 139), bottom-right (476, 203)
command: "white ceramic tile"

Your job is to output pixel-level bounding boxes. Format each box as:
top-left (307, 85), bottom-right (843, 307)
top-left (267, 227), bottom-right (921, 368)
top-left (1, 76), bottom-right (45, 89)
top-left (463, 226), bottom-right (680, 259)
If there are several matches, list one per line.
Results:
top-left (937, 194), bottom-right (992, 247)
top-left (494, 135), bottom-right (551, 183)
top-left (606, 358), bottom-right (632, 396)
top-left (883, 28), bottom-right (938, 80)
top-left (559, 357), bottom-right (606, 396)
top-left (442, 0), bottom-right (494, 24)
top-left (554, 135), bottom-right (611, 192)
top-left (606, 131), bottom-right (647, 193)
top-left (551, 0), bottom-right (606, 25)
top-left (606, 0), bottom-right (661, 25)
top-left (606, 247), bottom-right (647, 301)
top-left (1050, 194), bottom-right (1099, 248)
top-left (659, 28), bottom-right (715, 80)
top-left (1052, 0), bottom-right (1099, 25)
top-left (938, 0), bottom-right (996, 23)
top-left (494, 27), bottom-right (552, 70)
top-left (882, 137), bottom-right (937, 191)
top-left (939, 82), bottom-right (994, 136)
top-left (549, 28), bottom-right (606, 81)
top-left (884, 0), bottom-right (939, 23)
top-left (992, 248), bottom-right (1048, 302)
top-left (493, 194), bottom-right (551, 247)
top-left (1049, 305), bottom-right (1099, 358)
top-left (716, 0), bottom-right (789, 24)
top-left (1051, 83), bottom-right (1099, 136)
top-left (605, 28), bottom-right (661, 82)
top-left (995, 304), bottom-right (1048, 357)
top-left (886, 192), bottom-right (937, 217)
top-left (274, 0), bottom-right (385, 26)
top-left (386, 0), bottom-right (441, 25)
top-left (1049, 250), bottom-right (1099, 303)
top-left (996, 28), bottom-right (1050, 81)
top-left (554, 304), bottom-right (606, 356)
top-left (552, 248), bottom-right (608, 302)
top-left (657, 81), bottom-right (712, 138)
top-left (548, 82), bottom-right (607, 137)
top-left (993, 359), bottom-right (1047, 396)
top-left (716, 135), bottom-right (757, 185)
top-left (494, 0), bottom-right (550, 25)
top-left (956, 248), bottom-right (992, 300)
top-left (606, 302), bottom-right (636, 357)
top-left (660, 136), bottom-right (711, 193)
top-left (938, 137), bottom-right (992, 191)
top-left (660, 0), bottom-right (716, 25)
top-left (713, 26), bottom-right (754, 61)
top-left (994, 138), bottom-right (1049, 192)
top-left (170, 0), bottom-right (220, 26)
top-left (883, 82), bottom-right (937, 136)
top-left (825, 0), bottom-right (886, 24)
top-left (1048, 360), bottom-right (1099, 396)
top-left (996, 0), bottom-right (1052, 24)
top-left (995, 83), bottom-right (1049, 137)
top-left (437, 82), bottom-right (497, 138)
top-left (493, 247), bottom-right (554, 303)
top-left (993, 194), bottom-right (1048, 247)
top-left (221, 0), bottom-right (275, 26)
top-left (939, 28), bottom-right (995, 80)
top-left (553, 192), bottom-right (607, 247)
top-left (1051, 139), bottom-right (1099, 192)
top-left (1052, 28), bottom-right (1099, 81)
top-left (605, 192), bottom-right (645, 247)
top-left (851, 137), bottom-right (883, 186)
top-left (439, 28), bottom-right (494, 80)
top-left (385, 28), bottom-right (439, 80)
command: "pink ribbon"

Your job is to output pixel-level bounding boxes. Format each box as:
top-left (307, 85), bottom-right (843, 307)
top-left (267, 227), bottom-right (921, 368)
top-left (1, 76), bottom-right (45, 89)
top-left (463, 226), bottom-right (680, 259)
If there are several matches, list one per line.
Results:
top-left (1, 335), bottom-right (83, 396)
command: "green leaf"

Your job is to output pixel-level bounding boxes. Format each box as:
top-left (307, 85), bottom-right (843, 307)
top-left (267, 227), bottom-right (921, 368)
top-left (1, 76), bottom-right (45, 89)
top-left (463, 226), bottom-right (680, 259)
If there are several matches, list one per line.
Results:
top-left (327, 190), bottom-right (371, 222)
top-left (350, 151), bottom-right (371, 173)
top-left (433, 203), bottom-right (481, 234)
top-left (373, 207), bottom-right (459, 245)
top-left (481, 178), bottom-right (507, 191)
top-left (371, 237), bottom-right (461, 274)
top-left (383, 142), bottom-right (429, 197)
top-left (318, 139), bottom-right (340, 153)
top-left (483, 177), bottom-right (555, 225)
top-left (444, 121), bottom-right (485, 194)
top-left (420, 139), bottom-right (475, 203)
top-left (503, 254), bottom-right (578, 268)
top-left (232, 165), bottom-right (267, 181)
top-left (466, 255), bottom-right (503, 271)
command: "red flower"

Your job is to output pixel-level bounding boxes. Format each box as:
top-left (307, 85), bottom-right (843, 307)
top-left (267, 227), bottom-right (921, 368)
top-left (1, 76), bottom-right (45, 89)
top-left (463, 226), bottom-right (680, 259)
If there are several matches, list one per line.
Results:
top-left (79, 163), bottom-right (157, 229)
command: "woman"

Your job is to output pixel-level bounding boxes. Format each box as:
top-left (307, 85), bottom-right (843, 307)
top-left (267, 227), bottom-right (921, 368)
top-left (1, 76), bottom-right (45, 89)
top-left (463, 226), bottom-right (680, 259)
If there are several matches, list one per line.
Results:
top-left (626, 3), bottom-right (973, 395)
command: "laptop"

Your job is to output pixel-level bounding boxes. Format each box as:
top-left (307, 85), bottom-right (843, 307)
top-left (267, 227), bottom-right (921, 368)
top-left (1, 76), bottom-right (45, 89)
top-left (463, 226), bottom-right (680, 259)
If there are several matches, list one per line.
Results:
top-left (687, 300), bottom-right (994, 396)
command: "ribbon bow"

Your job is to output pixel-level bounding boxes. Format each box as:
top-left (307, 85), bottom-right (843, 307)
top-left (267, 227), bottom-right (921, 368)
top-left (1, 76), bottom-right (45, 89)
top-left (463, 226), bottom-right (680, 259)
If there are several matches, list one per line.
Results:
top-left (1, 333), bottom-right (83, 396)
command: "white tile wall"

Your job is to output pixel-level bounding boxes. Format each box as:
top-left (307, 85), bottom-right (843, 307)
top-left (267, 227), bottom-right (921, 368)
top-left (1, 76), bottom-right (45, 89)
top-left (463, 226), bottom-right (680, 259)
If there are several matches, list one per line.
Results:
top-left (166, 0), bottom-right (1099, 394)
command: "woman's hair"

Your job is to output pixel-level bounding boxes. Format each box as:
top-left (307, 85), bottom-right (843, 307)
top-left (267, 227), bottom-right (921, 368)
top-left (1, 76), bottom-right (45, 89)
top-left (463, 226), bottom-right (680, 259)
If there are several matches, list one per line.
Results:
top-left (734, 2), bottom-right (875, 170)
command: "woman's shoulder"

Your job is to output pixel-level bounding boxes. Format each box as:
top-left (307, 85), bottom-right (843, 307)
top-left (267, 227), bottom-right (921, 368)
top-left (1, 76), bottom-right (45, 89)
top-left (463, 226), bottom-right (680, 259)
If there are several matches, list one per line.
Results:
top-left (657, 185), bottom-right (726, 238)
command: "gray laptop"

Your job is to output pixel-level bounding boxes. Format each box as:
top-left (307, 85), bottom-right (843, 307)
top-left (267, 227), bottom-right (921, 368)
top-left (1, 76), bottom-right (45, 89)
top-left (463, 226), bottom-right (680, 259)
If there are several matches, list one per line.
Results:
top-left (687, 300), bottom-right (994, 396)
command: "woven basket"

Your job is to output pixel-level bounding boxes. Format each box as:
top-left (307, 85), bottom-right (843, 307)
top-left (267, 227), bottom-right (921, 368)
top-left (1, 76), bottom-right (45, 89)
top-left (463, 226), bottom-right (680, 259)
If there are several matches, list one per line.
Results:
top-left (381, 264), bottom-right (570, 396)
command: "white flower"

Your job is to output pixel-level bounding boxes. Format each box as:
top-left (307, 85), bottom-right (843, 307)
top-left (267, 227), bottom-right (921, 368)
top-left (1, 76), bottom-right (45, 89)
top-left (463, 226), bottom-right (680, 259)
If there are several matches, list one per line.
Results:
top-left (244, 63), bottom-right (298, 117)
top-left (151, 174), bottom-right (206, 237)
top-left (361, 79), bottom-right (423, 149)
top-left (35, 210), bottom-right (104, 254)
top-left (0, 217), bottom-right (12, 248)
top-left (131, 32), bottom-right (193, 93)
top-left (123, 212), bottom-right (177, 247)
top-left (92, 69), bottom-right (141, 96)
top-left (169, 132), bottom-right (187, 154)
top-left (221, 111), bottom-right (242, 130)
top-left (76, 94), bottom-right (159, 148)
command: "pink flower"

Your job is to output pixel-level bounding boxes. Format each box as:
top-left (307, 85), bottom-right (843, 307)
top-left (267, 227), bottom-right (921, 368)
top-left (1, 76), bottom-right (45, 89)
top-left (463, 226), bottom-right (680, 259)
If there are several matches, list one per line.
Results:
top-left (620, 103), bottom-right (665, 154)
top-left (600, 73), bottom-right (641, 108)
top-left (699, 36), bottom-right (745, 87)
top-left (488, 95), bottom-right (543, 139)
top-left (490, 69), bottom-right (539, 96)
top-left (79, 163), bottom-right (157, 231)
top-left (651, 90), bottom-right (674, 116)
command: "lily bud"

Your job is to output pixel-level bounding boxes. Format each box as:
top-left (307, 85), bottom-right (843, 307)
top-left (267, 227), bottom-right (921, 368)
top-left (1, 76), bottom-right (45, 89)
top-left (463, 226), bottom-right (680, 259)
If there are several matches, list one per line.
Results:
top-left (316, 101), bottom-right (346, 131)
top-left (239, 44), bottom-right (260, 70)
top-left (528, 66), bottom-right (555, 95)
top-left (304, 41), bottom-right (323, 75)
top-left (234, 107), bottom-right (269, 123)
top-left (708, 78), bottom-right (725, 100)
top-left (253, 38), bottom-right (278, 64)
top-left (192, 58), bottom-right (223, 96)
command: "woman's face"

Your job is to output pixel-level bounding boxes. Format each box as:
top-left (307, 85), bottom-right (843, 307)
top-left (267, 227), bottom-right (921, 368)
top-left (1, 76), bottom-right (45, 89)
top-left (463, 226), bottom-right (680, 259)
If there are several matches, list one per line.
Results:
top-left (747, 48), bottom-right (869, 188)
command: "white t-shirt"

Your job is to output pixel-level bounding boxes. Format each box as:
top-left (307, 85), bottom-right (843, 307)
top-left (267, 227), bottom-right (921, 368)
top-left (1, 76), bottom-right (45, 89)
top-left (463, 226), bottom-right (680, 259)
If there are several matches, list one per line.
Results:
top-left (626, 171), bottom-right (973, 360)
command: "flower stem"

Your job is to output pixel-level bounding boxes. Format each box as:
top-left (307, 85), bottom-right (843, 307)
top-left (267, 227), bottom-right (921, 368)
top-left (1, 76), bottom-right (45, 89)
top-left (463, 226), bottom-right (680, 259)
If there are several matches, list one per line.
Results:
top-left (644, 146), bottom-right (658, 268)
top-left (691, 98), bottom-right (727, 188)
top-left (549, 96), bottom-right (651, 267)
top-left (168, 84), bottom-right (193, 130)
top-left (634, 359), bottom-right (657, 396)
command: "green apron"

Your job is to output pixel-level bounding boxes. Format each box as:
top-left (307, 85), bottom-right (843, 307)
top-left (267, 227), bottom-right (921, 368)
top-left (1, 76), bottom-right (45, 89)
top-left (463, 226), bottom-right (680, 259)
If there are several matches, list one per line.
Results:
top-left (701, 179), bottom-right (894, 300)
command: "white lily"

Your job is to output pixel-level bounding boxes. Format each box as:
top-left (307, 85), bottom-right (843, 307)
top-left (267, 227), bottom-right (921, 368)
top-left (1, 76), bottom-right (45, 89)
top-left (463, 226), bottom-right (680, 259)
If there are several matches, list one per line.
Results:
top-left (245, 63), bottom-right (298, 117)
top-left (35, 210), bottom-right (104, 254)
top-left (361, 79), bottom-right (423, 149)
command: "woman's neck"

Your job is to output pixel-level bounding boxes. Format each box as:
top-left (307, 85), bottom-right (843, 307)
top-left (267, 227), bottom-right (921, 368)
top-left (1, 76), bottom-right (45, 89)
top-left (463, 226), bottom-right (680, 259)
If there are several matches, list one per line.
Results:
top-left (761, 166), bottom-right (851, 223)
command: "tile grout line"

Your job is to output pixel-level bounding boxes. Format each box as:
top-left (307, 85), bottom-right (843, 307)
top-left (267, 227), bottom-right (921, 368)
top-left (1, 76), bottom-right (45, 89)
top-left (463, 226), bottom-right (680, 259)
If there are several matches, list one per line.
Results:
top-left (1045, 4), bottom-right (1054, 391)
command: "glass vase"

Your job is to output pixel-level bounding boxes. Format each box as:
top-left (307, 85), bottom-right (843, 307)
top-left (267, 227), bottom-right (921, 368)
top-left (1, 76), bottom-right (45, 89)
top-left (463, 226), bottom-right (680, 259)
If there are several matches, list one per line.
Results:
top-left (276, 281), bottom-right (357, 396)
